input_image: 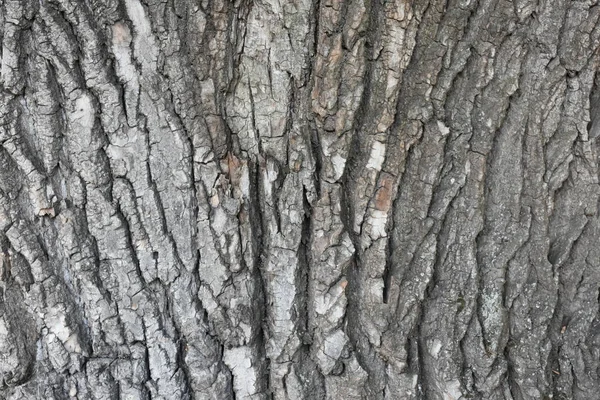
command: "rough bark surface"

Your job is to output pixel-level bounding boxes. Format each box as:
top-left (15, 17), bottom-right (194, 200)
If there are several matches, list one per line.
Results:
top-left (1, 0), bottom-right (600, 399)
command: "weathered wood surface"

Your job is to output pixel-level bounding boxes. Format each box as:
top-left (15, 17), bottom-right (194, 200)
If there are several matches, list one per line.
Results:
top-left (1, 0), bottom-right (600, 399)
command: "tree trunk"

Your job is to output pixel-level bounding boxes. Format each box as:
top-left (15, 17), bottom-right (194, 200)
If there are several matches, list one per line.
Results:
top-left (1, 0), bottom-right (599, 399)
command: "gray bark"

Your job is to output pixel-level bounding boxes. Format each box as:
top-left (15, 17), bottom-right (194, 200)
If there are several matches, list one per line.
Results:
top-left (1, 0), bottom-right (599, 399)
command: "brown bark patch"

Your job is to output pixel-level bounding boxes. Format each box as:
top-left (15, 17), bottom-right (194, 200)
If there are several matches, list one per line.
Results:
top-left (375, 173), bottom-right (395, 212)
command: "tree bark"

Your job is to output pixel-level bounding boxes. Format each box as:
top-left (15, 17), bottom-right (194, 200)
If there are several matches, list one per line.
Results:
top-left (1, 0), bottom-right (599, 399)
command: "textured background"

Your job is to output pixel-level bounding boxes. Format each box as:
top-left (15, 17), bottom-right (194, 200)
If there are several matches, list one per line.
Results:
top-left (1, 0), bottom-right (600, 399)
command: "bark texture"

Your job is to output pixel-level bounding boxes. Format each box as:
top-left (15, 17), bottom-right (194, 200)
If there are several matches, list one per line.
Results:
top-left (1, 0), bottom-right (600, 399)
